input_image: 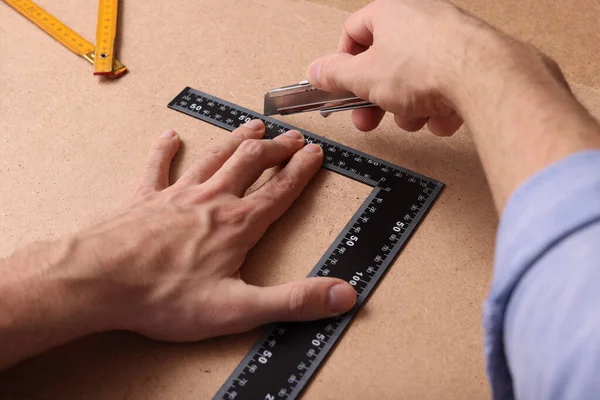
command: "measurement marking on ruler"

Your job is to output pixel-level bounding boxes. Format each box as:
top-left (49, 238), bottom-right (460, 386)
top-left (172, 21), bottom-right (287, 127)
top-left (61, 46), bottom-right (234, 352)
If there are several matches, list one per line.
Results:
top-left (168, 87), bottom-right (443, 400)
top-left (5, 0), bottom-right (127, 77)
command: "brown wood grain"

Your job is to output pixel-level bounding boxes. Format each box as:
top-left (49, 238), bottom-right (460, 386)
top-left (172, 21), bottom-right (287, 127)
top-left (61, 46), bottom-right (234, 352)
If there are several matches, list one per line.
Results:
top-left (0, 0), bottom-right (598, 399)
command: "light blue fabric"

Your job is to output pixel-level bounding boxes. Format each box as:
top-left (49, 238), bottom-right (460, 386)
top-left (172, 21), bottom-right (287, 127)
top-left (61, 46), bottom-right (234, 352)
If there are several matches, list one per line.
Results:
top-left (483, 150), bottom-right (600, 399)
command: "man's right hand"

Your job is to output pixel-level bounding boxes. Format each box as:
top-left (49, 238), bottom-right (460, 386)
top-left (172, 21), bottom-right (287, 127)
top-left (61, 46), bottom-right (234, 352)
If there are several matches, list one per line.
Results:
top-left (306, 0), bottom-right (599, 213)
top-left (307, 0), bottom-right (473, 135)
top-left (307, 0), bottom-right (510, 136)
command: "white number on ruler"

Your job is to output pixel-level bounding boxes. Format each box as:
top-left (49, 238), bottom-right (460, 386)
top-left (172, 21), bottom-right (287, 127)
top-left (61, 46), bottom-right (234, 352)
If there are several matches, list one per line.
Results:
top-left (346, 235), bottom-right (358, 247)
top-left (312, 333), bottom-right (325, 346)
top-left (350, 272), bottom-right (363, 286)
top-left (393, 221), bottom-right (404, 232)
top-left (238, 115), bottom-right (251, 122)
top-left (189, 103), bottom-right (202, 111)
top-left (265, 395), bottom-right (275, 400)
top-left (258, 350), bottom-right (272, 364)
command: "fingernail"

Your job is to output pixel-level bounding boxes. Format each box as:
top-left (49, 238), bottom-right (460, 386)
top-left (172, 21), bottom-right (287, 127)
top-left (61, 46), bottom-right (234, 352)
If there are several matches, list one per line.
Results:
top-left (308, 61), bottom-right (321, 84)
top-left (283, 130), bottom-right (304, 140)
top-left (328, 283), bottom-right (356, 314)
top-left (242, 119), bottom-right (264, 130)
top-left (161, 129), bottom-right (177, 138)
top-left (303, 144), bottom-right (322, 153)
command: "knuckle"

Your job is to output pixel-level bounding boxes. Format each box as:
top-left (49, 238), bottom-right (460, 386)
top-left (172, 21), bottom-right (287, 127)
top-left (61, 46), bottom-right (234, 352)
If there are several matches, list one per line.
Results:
top-left (132, 185), bottom-right (150, 198)
top-left (153, 137), bottom-right (174, 153)
top-left (353, 77), bottom-right (373, 103)
top-left (287, 284), bottom-right (311, 318)
top-left (342, 18), bottom-right (354, 33)
top-left (216, 202), bottom-right (253, 226)
top-left (237, 139), bottom-right (265, 159)
top-left (163, 187), bottom-right (192, 204)
top-left (145, 152), bottom-right (167, 171)
top-left (234, 126), bottom-right (262, 140)
top-left (204, 147), bottom-right (229, 163)
top-left (194, 183), bottom-right (225, 202)
top-left (271, 172), bottom-right (298, 195)
top-left (146, 158), bottom-right (163, 172)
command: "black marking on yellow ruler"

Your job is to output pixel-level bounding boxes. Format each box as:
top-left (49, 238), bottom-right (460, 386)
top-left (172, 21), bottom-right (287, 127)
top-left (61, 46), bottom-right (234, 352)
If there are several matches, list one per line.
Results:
top-left (168, 87), bottom-right (444, 400)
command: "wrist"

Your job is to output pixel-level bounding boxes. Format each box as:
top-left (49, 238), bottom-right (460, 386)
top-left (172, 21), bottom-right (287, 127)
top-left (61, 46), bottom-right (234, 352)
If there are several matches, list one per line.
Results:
top-left (0, 236), bottom-right (109, 368)
top-left (438, 18), bottom-right (565, 119)
top-left (27, 236), bottom-right (112, 335)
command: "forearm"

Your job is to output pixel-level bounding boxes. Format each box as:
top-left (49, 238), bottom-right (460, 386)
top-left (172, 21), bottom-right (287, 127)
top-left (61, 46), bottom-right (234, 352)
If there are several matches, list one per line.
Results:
top-left (0, 237), bottom-right (106, 370)
top-left (483, 149), bottom-right (600, 399)
top-left (445, 21), bottom-right (600, 211)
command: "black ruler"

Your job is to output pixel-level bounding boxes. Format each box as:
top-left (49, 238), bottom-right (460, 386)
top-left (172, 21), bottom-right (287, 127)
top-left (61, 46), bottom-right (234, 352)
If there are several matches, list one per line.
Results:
top-left (168, 87), bottom-right (444, 400)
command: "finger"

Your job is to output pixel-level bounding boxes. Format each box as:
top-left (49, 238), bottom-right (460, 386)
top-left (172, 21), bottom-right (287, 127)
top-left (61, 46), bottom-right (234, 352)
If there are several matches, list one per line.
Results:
top-left (135, 129), bottom-right (180, 194)
top-left (244, 143), bottom-right (323, 226)
top-left (426, 113), bottom-right (464, 137)
top-left (338, 30), bottom-right (370, 56)
top-left (306, 52), bottom-right (373, 98)
top-left (244, 278), bottom-right (356, 325)
top-left (207, 130), bottom-right (306, 197)
top-left (337, 3), bottom-right (375, 54)
top-left (394, 114), bottom-right (428, 132)
top-left (177, 120), bottom-right (265, 186)
top-left (351, 107), bottom-right (386, 132)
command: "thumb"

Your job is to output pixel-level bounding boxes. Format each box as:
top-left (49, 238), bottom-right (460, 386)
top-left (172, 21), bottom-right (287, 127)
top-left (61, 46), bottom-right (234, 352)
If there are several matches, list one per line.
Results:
top-left (249, 278), bottom-right (357, 324)
top-left (306, 53), bottom-right (370, 96)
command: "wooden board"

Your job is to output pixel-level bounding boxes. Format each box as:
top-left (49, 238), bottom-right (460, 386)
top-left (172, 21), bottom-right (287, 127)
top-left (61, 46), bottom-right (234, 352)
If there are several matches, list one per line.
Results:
top-left (0, 0), bottom-right (598, 398)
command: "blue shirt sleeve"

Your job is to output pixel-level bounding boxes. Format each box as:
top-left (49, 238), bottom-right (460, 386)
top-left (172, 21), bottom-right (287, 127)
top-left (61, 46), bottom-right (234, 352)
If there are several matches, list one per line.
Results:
top-left (484, 150), bottom-right (600, 400)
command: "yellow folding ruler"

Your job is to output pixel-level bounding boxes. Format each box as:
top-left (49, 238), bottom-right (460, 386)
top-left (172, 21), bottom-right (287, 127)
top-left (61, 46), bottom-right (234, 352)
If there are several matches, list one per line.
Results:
top-left (5, 0), bottom-right (127, 78)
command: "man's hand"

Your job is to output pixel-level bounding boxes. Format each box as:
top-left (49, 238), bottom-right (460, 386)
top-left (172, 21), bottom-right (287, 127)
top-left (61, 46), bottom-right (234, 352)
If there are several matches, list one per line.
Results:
top-left (0, 121), bottom-right (356, 369)
top-left (306, 0), bottom-right (466, 135)
top-left (79, 121), bottom-right (356, 341)
top-left (308, 0), bottom-right (600, 211)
